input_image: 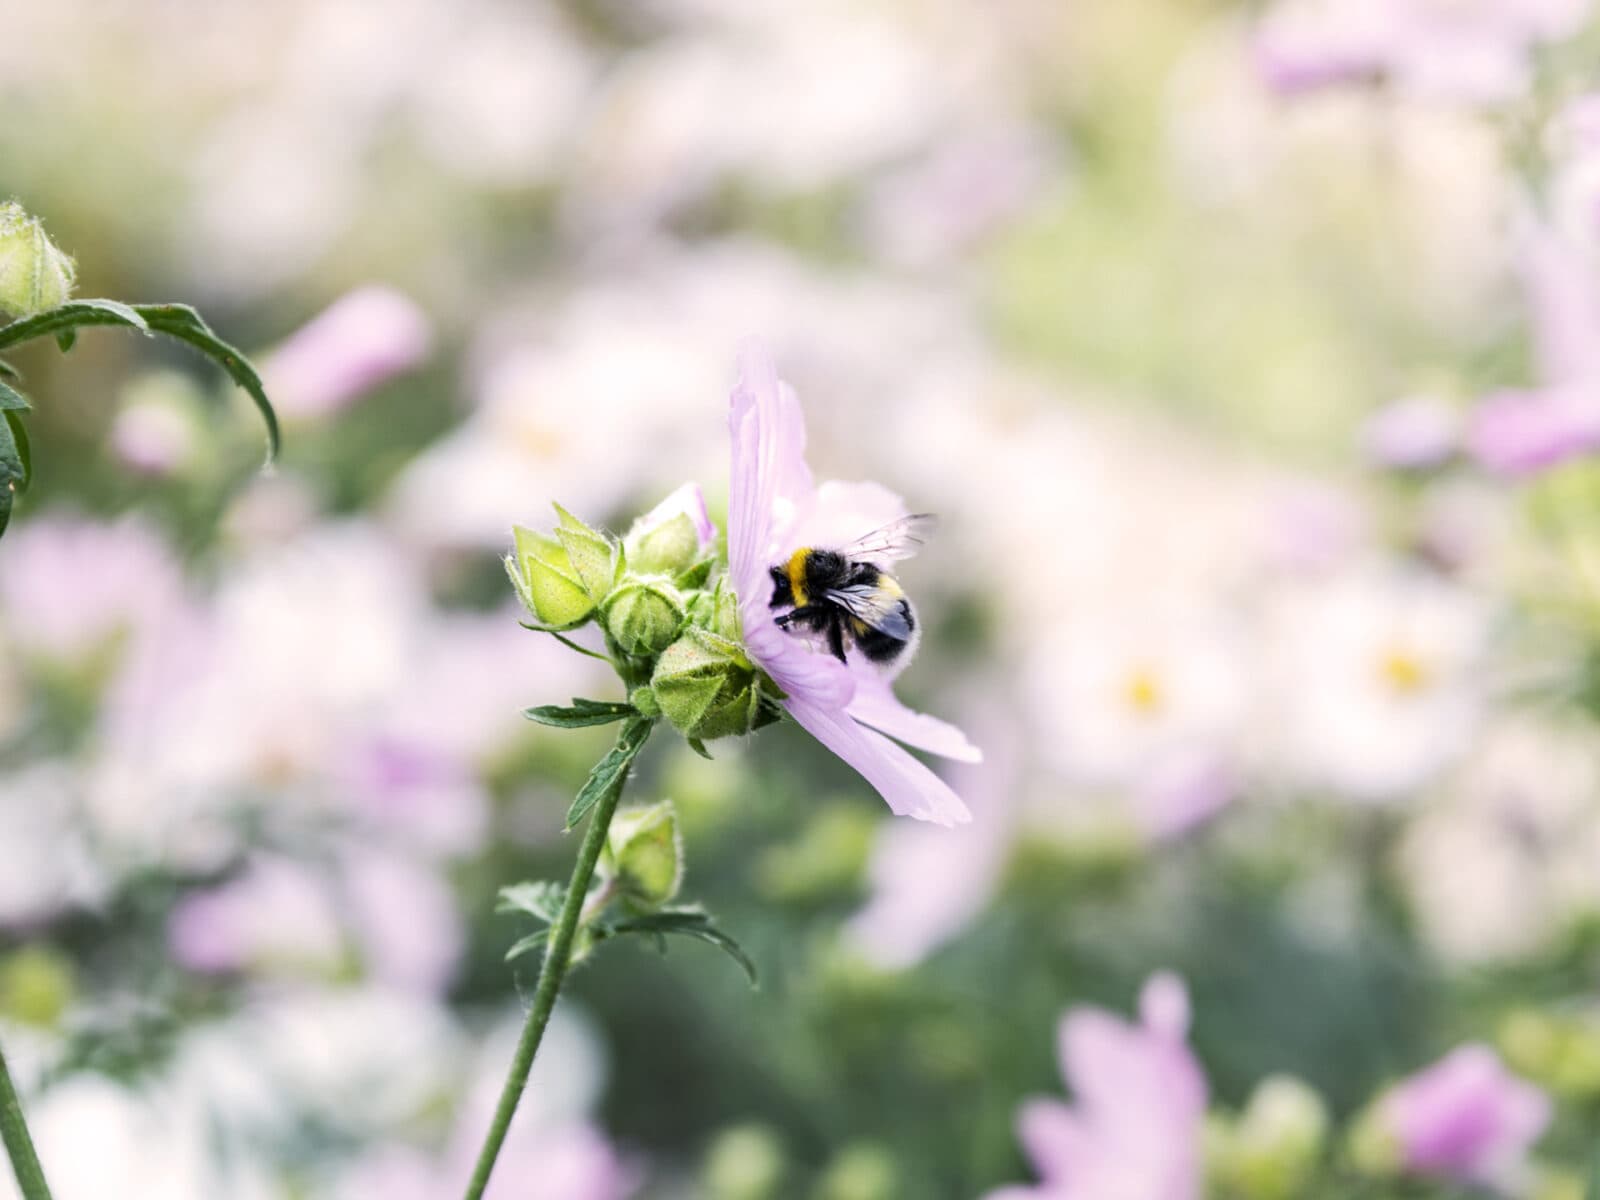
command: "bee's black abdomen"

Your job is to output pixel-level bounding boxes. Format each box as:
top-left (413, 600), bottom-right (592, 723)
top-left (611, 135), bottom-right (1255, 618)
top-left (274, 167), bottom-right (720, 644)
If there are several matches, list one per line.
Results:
top-left (855, 598), bottom-right (915, 664)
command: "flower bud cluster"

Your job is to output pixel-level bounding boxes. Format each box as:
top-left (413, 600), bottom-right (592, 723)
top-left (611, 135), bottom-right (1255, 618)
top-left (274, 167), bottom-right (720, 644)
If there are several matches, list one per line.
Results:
top-left (506, 496), bottom-right (783, 744)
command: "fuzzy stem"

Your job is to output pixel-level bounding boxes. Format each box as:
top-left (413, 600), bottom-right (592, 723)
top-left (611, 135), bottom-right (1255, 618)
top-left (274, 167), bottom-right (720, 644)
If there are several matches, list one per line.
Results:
top-left (459, 721), bottom-right (650, 1200)
top-left (0, 1038), bottom-right (53, 1200)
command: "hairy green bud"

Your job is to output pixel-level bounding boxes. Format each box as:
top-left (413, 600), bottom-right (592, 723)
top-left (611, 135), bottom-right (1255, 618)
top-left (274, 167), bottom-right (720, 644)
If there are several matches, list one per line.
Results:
top-left (505, 504), bottom-right (619, 629)
top-left (0, 202), bottom-right (76, 318)
top-left (603, 578), bottom-right (685, 657)
top-left (627, 510), bottom-right (702, 576)
top-left (601, 800), bottom-right (683, 909)
top-left (649, 627), bottom-right (777, 741)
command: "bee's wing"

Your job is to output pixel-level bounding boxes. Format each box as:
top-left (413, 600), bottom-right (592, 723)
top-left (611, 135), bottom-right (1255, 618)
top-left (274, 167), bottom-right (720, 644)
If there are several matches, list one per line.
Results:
top-left (838, 513), bottom-right (936, 563)
top-left (825, 583), bottom-right (913, 640)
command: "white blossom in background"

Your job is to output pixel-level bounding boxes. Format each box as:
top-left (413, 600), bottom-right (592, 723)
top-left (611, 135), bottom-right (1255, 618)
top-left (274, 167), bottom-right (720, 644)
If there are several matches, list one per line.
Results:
top-left (1401, 720), bottom-right (1600, 964)
top-left (1261, 567), bottom-right (1488, 801)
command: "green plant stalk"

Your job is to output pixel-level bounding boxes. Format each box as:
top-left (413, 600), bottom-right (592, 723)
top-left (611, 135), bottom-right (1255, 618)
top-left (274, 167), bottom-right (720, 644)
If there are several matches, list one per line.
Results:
top-left (0, 1038), bottom-right (53, 1200)
top-left (460, 721), bottom-right (651, 1200)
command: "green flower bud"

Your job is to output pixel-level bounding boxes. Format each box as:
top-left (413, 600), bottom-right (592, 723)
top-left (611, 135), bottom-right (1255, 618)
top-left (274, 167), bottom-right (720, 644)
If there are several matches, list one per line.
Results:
top-left (504, 505), bottom-right (619, 629)
top-left (0, 202), bottom-right (76, 318)
top-left (627, 510), bottom-right (702, 576)
top-left (603, 578), bottom-right (685, 657)
top-left (1211, 1076), bottom-right (1327, 1200)
top-left (704, 1125), bottom-right (786, 1200)
top-left (600, 800), bottom-right (683, 908)
top-left (649, 627), bottom-right (778, 741)
top-left (813, 1144), bottom-right (896, 1200)
top-left (0, 947), bottom-right (74, 1028)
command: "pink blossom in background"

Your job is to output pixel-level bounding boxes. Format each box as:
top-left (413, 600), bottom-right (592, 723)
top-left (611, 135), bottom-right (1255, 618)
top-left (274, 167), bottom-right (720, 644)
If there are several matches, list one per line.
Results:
top-left (1468, 224), bottom-right (1600, 475)
top-left (340, 847), bottom-right (464, 995)
top-left (1362, 395), bottom-right (1460, 470)
top-left (1380, 1045), bottom-right (1550, 1186)
top-left (110, 395), bottom-right (198, 477)
top-left (844, 713), bottom-right (1016, 968)
top-left (986, 973), bottom-right (1208, 1200)
top-left (1255, 0), bottom-right (1593, 104)
top-left (0, 514), bottom-right (187, 661)
top-left (727, 343), bottom-right (981, 825)
top-left (168, 856), bottom-right (344, 976)
top-left (263, 285), bottom-right (432, 420)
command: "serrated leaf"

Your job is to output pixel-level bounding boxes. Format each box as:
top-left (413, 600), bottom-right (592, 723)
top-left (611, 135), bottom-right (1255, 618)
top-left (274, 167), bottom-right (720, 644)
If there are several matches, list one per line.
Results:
top-left (504, 929), bottom-right (552, 963)
top-left (496, 880), bottom-right (565, 923)
top-left (0, 379), bottom-right (28, 411)
top-left (565, 717), bottom-right (653, 830)
top-left (605, 906), bottom-right (758, 985)
top-left (524, 698), bottom-right (636, 729)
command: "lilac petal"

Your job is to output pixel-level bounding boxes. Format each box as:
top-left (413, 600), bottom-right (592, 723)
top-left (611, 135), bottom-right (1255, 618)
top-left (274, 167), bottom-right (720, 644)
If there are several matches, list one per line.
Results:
top-left (1466, 386), bottom-right (1600, 475)
top-left (782, 479), bottom-right (910, 556)
top-left (264, 286), bottom-right (432, 420)
top-left (846, 675), bottom-right (982, 763)
top-left (786, 697), bottom-right (971, 825)
top-left (1017, 1098), bottom-right (1087, 1182)
top-left (746, 618), bottom-right (856, 708)
top-left (728, 343), bottom-right (812, 608)
top-left (1139, 972), bottom-right (1191, 1041)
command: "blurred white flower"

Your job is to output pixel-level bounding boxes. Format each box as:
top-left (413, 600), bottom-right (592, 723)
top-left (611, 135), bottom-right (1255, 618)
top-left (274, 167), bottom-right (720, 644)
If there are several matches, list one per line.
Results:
top-left (1401, 720), bottom-right (1600, 964)
top-left (1262, 567), bottom-right (1487, 801)
top-left (0, 762), bottom-right (103, 928)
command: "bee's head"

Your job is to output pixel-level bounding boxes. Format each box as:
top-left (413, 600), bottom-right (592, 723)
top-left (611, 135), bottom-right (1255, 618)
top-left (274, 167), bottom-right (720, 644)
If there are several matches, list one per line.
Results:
top-left (768, 564), bottom-right (794, 608)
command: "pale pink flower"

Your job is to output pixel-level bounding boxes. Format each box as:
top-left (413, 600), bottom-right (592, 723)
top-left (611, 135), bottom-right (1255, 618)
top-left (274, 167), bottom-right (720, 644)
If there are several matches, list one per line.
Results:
top-left (1379, 1045), bottom-right (1550, 1186)
top-left (263, 286), bottom-right (432, 420)
top-left (727, 344), bottom-right (979, 825)
top-left (986, 973), bottom-right (1208, 1200)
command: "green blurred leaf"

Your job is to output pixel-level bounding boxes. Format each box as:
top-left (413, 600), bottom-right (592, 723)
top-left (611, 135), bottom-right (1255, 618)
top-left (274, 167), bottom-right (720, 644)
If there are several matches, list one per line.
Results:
top-left (0, 299), bottom-right (150, 350)
top-left (0, 379), bottom-right (28, 411)
top-left (0, 360), bottom-right (19, 382)
top-left (566, 716), bottom-right (652, 830)
top-left (524, 698), bottom-right (637, 729)
top-left (603, 905), bottom-right (758, 986)
top-left (496, 880), bottom-right (565, 924)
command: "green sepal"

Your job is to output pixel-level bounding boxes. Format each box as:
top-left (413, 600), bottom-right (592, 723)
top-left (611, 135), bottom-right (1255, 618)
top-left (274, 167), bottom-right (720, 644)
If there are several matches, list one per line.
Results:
top-left (523, 698), bottom-right (636, 729)
top-left (565, 716), bottom-right (653, 830)
top-left (674, 558), bottom-right (713, 590)
top-left (497, 880), bottom-right (567, 963)
top-left (596, 905), bottom-right (757, 986)
top-left (686, 738), bottom-right (712, 760)
top-left (600, 800), bottom-right (683, 909)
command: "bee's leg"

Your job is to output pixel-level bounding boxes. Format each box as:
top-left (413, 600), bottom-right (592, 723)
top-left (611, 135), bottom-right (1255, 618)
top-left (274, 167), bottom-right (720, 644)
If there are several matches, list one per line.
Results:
top-left (827, 615), bottom-right (848, 664)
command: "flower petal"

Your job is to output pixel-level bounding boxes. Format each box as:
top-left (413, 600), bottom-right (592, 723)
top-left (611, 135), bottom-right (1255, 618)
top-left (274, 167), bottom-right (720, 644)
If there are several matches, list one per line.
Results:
top-left (785, 697), bottom-right (971, 825)
top-left (846, 675), bottom-right (983, 763)
top-left (637, 481), bottom-right (717, 550)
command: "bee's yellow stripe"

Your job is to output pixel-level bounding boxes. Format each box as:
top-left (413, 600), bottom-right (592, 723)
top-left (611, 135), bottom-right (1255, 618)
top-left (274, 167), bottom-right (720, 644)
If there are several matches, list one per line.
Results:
top-left (787, 548), bottom-right (811, 607)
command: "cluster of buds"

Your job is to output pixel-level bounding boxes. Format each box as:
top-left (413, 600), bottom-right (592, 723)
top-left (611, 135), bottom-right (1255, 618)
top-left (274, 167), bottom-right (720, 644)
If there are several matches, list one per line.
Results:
top-left (0, 201), bottom-right (76, 319)
top-left (504, 485), bottom-right (784, 747)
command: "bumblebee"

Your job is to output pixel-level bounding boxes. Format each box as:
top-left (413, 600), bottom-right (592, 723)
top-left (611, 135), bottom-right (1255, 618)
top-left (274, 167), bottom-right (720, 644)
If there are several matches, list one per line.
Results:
top-left (768, 514), bottom-right (933, 668)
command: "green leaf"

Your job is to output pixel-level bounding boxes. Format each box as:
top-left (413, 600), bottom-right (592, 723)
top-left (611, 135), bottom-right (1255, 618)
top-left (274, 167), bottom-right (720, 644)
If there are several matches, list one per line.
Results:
top-left (565, 716), bottom-right (653, 830)
top-left (523, 698), bottom-right (636, 729)
top-left (0, 379), bottom-right (28, 411)
top-left (604, 906), bottom-right (758, 985)
top-left (134, 304), bottom-right (279, 465)
top-left (0, 360), bottom-right (20, 382)
top-left (495, 880), bottom-right (565, 923)
top-left (0, 410), bottom-right (27, 539)
top-left (504, 929), bottom-right (553, 963)
top-left (0, 298), bottom-right (150, 351)
top-left (686, 738), bottom-right (712, 760)
top-left (5, 412), bottom-right (30, 491)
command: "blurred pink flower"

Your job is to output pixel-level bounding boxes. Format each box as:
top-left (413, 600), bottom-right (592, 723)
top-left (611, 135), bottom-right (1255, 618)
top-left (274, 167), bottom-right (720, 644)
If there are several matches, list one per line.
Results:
top-left (1468, 225), bottom-right (1600, 475)
top-left (0, 513), bottom-right (187, 662)
top-left (263, 286), bottom-right (432, 420)
top-left (1255, 0), bottom-right (1591, 104)
top-left (168, 856), bottom-right (344, 976)
top-left (339, 1124), bottom-right (633, 1200)
top-left (341, 847), bottom-right (463, 995)
top-left (727, 343), bottom-right (979, 826)
top-left (1362, 396), bottom-right (1460, 470)
top-left (987, 973), bottom-right (1207, 1200)
top-left (1380, 1045), bottom-right (1550, 1186)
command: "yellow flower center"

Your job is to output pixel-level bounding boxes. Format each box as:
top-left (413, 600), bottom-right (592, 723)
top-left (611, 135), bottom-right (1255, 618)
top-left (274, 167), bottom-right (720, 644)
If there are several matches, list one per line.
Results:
top-left (1378, 647), bottom-right (1430, 695)
top-left (1123, 665), bottom-right (1165, 716)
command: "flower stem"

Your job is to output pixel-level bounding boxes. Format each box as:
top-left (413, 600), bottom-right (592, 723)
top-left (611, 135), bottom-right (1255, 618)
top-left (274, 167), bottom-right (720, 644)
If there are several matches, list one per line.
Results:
top-left (460, 720), bottom-right (652, 1200)
top-left (0, 1038), bottom-right (53, 1200)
